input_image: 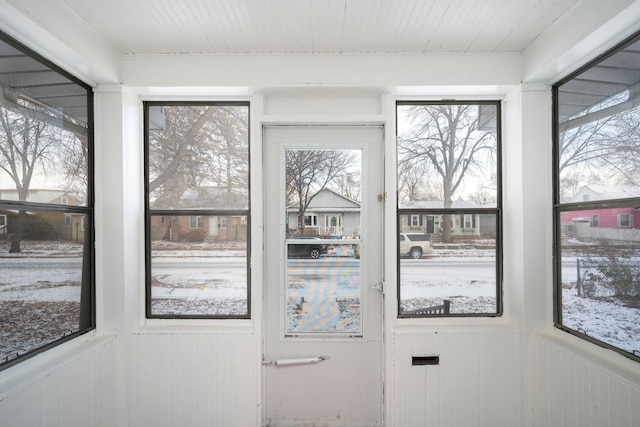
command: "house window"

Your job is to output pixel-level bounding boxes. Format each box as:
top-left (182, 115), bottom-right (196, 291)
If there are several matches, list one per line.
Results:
top-left (397, 101), bottom-right (502, 316)
top-left (302, 214), bottom-right (318, 227)
top-left (463, 214), bottom-right (473, 229)
top-left (0, 31), bottom-right (94, 371)
top-left (553, 30), bottom-right (640, 362)
top-left (325, 214), bottom-right (342, 227)
top-left (617, 214), bottom-right (632, 228)
top-left (145, 102), bottom-right (250, 319)
top-left (189, 215), bottom-right (204, 229)
top-left (61, 196), bottom-right (68, 205)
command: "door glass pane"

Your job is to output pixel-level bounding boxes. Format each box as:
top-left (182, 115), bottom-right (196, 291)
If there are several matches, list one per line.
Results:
top-left (284, 148), bottom-right (361, 335)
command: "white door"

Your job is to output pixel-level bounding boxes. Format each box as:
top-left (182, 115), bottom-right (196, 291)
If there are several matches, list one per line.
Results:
top-left (208, 216), bottom-right (218, 237)
top-left (263, 126), bottom-right (384, 426)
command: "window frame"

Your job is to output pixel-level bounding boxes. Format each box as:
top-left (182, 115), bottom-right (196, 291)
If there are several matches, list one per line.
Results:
top-left (143, 101), bottom-right (251, 320)
top-left (0, 30), bottom-right (95, 371)
top-left (552, 30), bottom-right (640, 363)
top-left (396, 100), bottom-right (503, 318)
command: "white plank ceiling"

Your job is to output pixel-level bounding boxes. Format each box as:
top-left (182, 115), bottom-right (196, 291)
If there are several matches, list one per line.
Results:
top-left (8, 0), bottom-right (587, 55)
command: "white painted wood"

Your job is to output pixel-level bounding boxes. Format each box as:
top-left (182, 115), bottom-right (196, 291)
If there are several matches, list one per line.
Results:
top-left (522, 0), bottom-right (640, 82)
top-left (263, 125), bottom-right (384, 426)
top-left (121, 53), bottom-right (522, 88)
top-left (0, 0), bottom-right (121, 84)
top-left (392, 330), bottom-right (523, 427)
top-left (0, 338), bottom-right (116, 427)
top-left (534, 335), bottom-right (640, 427)
top-left (8, 0), bottom-right (582, 55)
top-left (127, 332), bottom-right (257, 427)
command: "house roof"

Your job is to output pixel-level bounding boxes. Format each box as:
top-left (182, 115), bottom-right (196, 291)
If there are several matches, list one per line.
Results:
top-left (0, 188), bottom-right (70, 204)
top-left (569, 185), bottom-right (640, 203)
top-left (287, 188), bottom-right (360, 212)
top-left (400, 200), bottom-right (482, 209)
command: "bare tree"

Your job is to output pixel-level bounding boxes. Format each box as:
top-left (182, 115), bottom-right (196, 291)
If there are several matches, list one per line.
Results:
top-left (329, 171), bottom-right (361, 202)
top-left (148, 105), bottom-right (248, 209)
top-left (398, 104), bottom-right (496, 242)
top-left (558, 101), bottom-right (640, 199)
top-left (286, 149), bottom-right (357, 235)
top-left (397, 158), bottom-right (439, 202)
top-left (0, 107), bottom-right (61, 252)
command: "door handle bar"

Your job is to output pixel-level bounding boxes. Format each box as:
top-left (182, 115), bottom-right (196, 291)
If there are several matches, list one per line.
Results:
top-left (263, 356), bottom-right (329, 366)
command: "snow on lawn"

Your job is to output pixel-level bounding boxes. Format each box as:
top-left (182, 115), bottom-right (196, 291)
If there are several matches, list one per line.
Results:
top-left (400, 253), bottom-right (497, 314)
top-left (562, 288), bottom-right (640, 355)
top-left (2, 239), bottom-right (639, 363)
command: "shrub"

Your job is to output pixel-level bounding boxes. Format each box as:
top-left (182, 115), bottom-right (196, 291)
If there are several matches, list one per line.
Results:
top-left (581, 255), bottom-right (640, 298)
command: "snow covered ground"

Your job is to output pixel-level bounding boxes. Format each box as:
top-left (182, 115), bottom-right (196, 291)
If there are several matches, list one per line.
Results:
top-left (1, 240), bottom-right (639, 363)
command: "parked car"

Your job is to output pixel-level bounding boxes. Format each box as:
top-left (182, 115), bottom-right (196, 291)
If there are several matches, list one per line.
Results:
top-left (287, 236), bottom-right (329, 259)
top-left (399, 233), bottom-right (433, 259)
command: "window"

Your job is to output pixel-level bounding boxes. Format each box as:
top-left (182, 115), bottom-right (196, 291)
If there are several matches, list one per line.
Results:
top-left (189, 215), bottom-right (204, 229)
top-left (617, 214), bottom-right (632, 228)
top-left (145, 102), bottom-right (250, 319)
top-left (0, 31), bottom-right (94, 370)
top-left (463, 214), bottom-right (473, 229)
top-left (301, 214), bottom-right (318, 227)
top-left (553, 31), bottom-right (640, 362)
top-left (397, 101), bottom-right (502, 316)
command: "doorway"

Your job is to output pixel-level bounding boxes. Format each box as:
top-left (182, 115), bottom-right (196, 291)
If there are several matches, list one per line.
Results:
top-left (262, 125), bottom-right (385, 426)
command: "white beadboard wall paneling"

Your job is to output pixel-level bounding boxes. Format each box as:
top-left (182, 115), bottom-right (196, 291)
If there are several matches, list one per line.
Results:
top-left (128, 333), bottom-right (257, 427)
top-left (535, 335), bottom-right (640, 427)
top-left (392, 330), bottom-right (523, 427)
top-left (0, 337), bottom-right (116, 427)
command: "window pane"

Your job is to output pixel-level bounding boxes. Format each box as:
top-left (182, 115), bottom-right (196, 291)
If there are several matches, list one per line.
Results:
top-left (147, 105), bottom-right (249, 210)
top-left (0, 216), bottom-right (90, 363)
top-left (558, 209), bottom-right (640, 355)
top-left (397, 103), bottom-right (499, 208)
top-left (286, 242), bottom-right (361, 335)
top-left (0, 33), bottom-right (93, 370)
top-left (0, 39), bottom-right (89, 205)
top-left (556, 37), bottom-right (640, 203)
top-left (555, 32), bottom-right (640, 361)
top-left (399, 213), bottom-right (499, 315)
top-left (149, 214), bottom-right (248, 317)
